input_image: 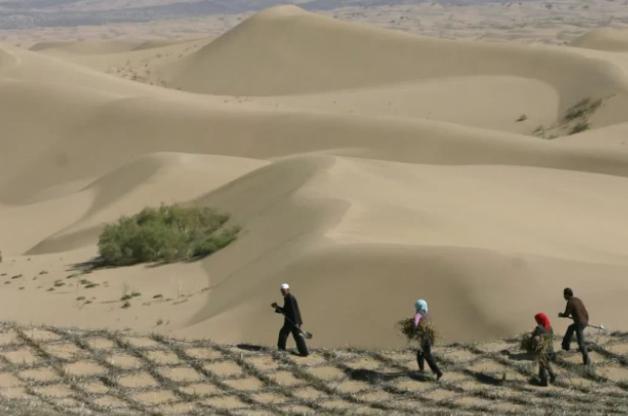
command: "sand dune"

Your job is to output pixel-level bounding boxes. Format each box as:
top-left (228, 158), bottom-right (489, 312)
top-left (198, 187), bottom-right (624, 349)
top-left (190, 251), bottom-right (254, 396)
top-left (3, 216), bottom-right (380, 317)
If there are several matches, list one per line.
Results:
top-left (558, 122), bottom-right (628, 146)
top-left (196, 244), bottom-right (628, 347)
top-left (1, 7), bottom-right (628, 348)
top-left (0, 47), bottom-right (16, 68)
top-left (23, 153), bottom-right (266, 255)
top-left (29, 39), bottom-right (186, 54)
top-left (30, 40), bottom-right (151, 54)
top-left (245, 76), bottom-right (560, 135)
top-left (182, 155), bottom-right (628, 345)
top-left (3, 154), bottom-right (628, 344)
top-left (5, 89), bottom-right (628, 203)
top-left (28, 38), bottom-right (208, 83)
top-left (158, 6), bottom-right (628, 124)
top-left (2, 45), bottom-right (628, 203)
top-left (572, 28), bottom-right (628, 52)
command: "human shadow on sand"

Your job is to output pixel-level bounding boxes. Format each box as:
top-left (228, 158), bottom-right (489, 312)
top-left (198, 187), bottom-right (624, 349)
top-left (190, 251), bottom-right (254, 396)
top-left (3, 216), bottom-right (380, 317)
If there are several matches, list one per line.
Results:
top-left (345, 366), bottom-right (512, 387)
top-left (343, 367), bottom-right (433, 383)
top-left (236, 344), bottom-right (269, 352)
top-left (465, 369), bottom-right (507, 386)
top-left (501, 350), bottom-right (534, 361)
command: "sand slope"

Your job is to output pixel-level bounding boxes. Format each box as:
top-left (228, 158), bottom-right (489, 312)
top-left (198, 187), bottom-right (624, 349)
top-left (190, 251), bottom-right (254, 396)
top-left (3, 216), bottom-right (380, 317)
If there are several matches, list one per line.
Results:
top-left (184, 156), bottom-right (628, 345)
top-left (1, 7), bottom-right (628, 347)
top-left (26, 153), bottom-right (267, 255)
top-left (159, 6), bottom-right (628, 123)
top-left (572, 28), bottom-right (628, 52)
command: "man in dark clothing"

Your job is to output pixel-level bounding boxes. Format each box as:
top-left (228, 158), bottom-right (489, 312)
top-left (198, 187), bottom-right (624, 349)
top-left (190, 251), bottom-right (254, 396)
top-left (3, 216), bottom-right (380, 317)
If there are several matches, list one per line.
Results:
top-left (272, 283), bottom-right (309, 356)
top-left (559, 287), bottom-right (591, 365)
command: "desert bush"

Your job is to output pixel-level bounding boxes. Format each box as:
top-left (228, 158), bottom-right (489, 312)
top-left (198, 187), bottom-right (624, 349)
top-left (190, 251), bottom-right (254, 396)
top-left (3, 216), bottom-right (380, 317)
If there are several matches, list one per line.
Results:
top-left (97, 205), bottom-right (240, 266)
top-left (564, 98), bottom-right (602, 122)
top-left (569, 121), bottom-right (589, 135)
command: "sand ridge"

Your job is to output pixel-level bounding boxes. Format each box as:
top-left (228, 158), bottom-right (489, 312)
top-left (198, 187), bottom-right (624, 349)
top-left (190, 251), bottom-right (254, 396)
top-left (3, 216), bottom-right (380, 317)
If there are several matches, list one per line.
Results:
top-left (572, 28), bottom-right (628, 52)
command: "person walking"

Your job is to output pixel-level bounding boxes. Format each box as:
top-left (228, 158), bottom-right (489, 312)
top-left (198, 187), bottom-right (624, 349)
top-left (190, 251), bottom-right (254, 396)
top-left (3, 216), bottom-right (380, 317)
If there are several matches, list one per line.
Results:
top-left (559, 287), bottom-right (591, 365)
top-left (272, 283), bottom-right (309, 356)
top-left (414, 299), bottom-right (443, 380)
top-left (531, 312), bottom-right (557, 386)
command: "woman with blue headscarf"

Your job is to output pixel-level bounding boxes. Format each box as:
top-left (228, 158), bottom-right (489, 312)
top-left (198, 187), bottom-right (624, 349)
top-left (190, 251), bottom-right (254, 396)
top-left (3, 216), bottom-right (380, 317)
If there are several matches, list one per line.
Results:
top-left (413, 298), bottom-right (443, 380)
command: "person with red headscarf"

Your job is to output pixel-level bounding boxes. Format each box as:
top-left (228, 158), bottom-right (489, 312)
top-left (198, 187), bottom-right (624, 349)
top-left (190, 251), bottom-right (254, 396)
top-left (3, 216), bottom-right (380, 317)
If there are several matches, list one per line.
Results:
top-left (531, 312), bottom-right (556, 386)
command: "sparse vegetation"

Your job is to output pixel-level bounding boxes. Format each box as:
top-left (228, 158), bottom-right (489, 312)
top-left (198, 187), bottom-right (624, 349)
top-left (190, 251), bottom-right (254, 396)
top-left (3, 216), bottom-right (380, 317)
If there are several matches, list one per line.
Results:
top-left (533, 125), bottom-right (546, 137)
top-left (570, 121), bottom-right (590, 135)
top-left (532, 97), bottom-right (604, 139)
top-left (564, 98), bottom-right (602, 122)
top-left (120, 292), bottom-right (141, 301)
top-left (97, 204), bottom-right (240, 267)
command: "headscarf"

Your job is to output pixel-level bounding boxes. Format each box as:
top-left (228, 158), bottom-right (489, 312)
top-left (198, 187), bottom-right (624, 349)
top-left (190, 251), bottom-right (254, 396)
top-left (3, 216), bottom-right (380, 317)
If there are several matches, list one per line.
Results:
top-left (534, 312), bottom-right (551, 330)
top-left (415, 299), bottom-right (428, 314)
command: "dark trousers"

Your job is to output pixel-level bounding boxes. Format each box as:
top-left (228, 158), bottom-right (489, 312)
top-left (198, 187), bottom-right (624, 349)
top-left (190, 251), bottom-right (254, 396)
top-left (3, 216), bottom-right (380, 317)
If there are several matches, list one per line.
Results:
top-left (278, 323), bottom-right (309, 356)
top-left (562, 323), bottom-right (590, 364)
top-left (538, 356), bottom-right (556, 385)
top-left (416, 340), bottom-right (442, 377)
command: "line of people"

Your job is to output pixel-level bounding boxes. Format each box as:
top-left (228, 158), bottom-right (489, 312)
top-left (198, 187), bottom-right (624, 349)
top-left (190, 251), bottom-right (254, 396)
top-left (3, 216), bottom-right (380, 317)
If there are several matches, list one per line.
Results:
top-left (270, 284), bottom-right (592, 387)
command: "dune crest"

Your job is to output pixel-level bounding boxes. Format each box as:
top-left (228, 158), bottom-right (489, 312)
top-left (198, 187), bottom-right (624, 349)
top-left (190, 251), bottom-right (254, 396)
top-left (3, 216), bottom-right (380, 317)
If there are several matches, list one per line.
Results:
top-left (152, 6), bottom-right (628, 136)
top-left (0, 45), bottom-right (17, 68)
top-left (30, 40), bottom-right (144, 55)
top-left (572, 28), bottom-right (628, 52)
top-left (159, 7), bottom-right (626, 97)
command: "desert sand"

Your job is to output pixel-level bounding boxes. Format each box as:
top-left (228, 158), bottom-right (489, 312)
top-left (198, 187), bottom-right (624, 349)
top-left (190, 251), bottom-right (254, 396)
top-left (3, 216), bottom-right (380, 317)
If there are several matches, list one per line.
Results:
top-left (1, 5), bottom-right (628, 349)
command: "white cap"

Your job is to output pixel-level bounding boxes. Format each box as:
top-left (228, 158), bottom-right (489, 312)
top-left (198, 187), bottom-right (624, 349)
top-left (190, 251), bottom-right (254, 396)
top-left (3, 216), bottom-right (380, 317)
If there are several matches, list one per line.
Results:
top-left (280, 283), bottom-right (290, 290)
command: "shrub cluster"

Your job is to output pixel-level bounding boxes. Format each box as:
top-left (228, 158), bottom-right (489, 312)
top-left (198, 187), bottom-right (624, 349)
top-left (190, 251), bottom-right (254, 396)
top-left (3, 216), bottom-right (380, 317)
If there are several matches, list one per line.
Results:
top-left (98, 205), bottom-right (239, 266)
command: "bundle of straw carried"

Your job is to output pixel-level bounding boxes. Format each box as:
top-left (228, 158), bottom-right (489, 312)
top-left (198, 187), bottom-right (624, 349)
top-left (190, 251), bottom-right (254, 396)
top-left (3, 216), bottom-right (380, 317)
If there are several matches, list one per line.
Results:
top-left (520, 334), bottom-right (535, 353)
top-left (520, 334), bottom-right (550, 355)
top-left (398, 318), bottom-right (436, 344)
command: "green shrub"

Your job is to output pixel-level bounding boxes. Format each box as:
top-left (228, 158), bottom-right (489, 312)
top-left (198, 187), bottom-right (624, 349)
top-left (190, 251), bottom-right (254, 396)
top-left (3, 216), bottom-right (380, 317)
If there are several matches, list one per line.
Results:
top-left (97, 205), bottom-right (240, 266)
top-left (564, 98), bottom-right (602, 122)
top-left (569, 121), bottom-right (589, 135)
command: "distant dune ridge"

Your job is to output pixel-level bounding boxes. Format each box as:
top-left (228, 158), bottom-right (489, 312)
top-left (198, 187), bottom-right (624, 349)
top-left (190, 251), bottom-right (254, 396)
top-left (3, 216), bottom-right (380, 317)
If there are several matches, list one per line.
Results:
top-left (572, 28), bottom-right (628, 52)
top-left (0, 6), bottom-right (628, 348)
